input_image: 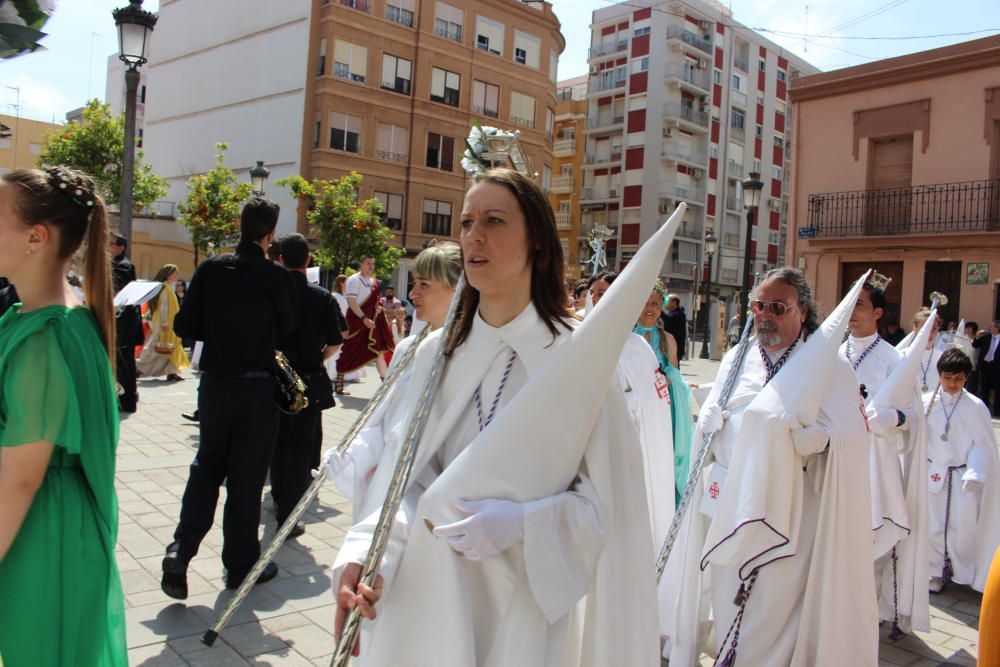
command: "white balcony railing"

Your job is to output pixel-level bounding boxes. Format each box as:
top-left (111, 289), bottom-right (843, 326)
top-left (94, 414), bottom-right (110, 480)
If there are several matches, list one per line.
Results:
top-left (662, 140), bottom-right (707, 166)
top-left (589, 39), bottom-right (629, 58)
top-left (663, 103), bottom-right (709, 128)
top-left (551, 175), bottom-right (573, 193)
top-left (553, 138), bottom-right (575, 156)
top-left (554, 211), bottom-right (572, 229)
top-left (664, 64), bottom-right (711, 91)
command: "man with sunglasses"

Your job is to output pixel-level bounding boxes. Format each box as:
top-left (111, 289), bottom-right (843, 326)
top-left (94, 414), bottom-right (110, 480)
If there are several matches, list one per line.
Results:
top-left (840, 280), bottom-right (928, 637)
top-left (666, 268), bottom-right (878, 667)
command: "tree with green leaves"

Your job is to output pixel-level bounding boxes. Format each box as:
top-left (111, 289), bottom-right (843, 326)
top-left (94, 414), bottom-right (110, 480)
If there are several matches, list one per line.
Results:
top-left (37, 99), bottom-right (168, 210)
top-left (0, 0), bottom-right (55, 58)
top-left (278, 172), bottom-right (403, 276)
top-left (177, 142), bottom-right (253, 264)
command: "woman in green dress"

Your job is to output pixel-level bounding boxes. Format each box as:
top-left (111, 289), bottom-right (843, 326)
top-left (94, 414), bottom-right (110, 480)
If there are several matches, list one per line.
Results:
top-left (0, 167), bottom-right (126, 666)
top-left (633, 280), bottom-right (695, 506)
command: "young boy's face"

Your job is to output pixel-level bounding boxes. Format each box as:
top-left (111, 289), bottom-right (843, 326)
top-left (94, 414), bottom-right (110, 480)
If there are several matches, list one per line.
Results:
top-left (940, 371), bottom-right (968, 395)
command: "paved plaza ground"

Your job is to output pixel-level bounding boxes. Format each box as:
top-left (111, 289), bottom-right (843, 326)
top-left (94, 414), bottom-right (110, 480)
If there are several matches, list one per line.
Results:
top-left (121, 358), bottom-right (995, 666)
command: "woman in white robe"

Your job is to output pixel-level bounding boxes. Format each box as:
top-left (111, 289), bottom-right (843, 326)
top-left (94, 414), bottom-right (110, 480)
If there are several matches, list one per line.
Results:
top-left (331, 169), bottom-right (661, 666)
top-left (323, 242), bottom-right (462, 505)
top-left (924, 348), bottom-right (1000, 593)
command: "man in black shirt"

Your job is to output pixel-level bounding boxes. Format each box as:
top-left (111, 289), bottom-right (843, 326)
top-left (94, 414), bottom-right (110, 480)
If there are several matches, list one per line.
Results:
top-left (661, 293), bottom-right (687, 360)
top-left (269, 234), bottom-right (344, 537)
top-left (161, 197), bottom-right (299, 599)
top-left (110, 234), bottom-right (144, 412)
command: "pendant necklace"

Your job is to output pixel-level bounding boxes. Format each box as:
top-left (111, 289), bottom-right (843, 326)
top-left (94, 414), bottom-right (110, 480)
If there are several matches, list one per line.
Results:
top-left (940, 389), bottom-right (963, 442)
top-left (474, 350), bottom-right (518, 431)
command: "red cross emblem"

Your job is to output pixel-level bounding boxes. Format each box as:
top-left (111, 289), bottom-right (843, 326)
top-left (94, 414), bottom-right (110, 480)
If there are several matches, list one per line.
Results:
top-left (931, 473), bottom-right (942, 482)
top-left (709, 481), bottom-right (720, 499)
top-left (655, 370), bottom-right (671, 401)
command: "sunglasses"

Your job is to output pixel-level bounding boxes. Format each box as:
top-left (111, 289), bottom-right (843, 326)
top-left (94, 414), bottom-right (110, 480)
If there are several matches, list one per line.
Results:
top-left (750, 300), bottom-right (798, 317)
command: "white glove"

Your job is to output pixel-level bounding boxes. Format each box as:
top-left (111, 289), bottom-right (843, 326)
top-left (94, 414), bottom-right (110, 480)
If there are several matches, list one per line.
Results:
top-left (314, 447), bottom-right (352, 480)
top-left (432, 499), bottom-right (525, 561)
top-left (790, 424), bottom-right (829, 457)
top-left (700, 403), bottom-right (729, 436)
top-left (962, 479), bottom-right (984, 493)
top-left (865, 407), bottom-right (899, 436)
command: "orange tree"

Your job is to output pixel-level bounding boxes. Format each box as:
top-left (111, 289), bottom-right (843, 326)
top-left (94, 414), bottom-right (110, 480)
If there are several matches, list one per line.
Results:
top-left (278, 171), bottom-right (402, 276)
top-left (177, 142), bottom-right (252, 265)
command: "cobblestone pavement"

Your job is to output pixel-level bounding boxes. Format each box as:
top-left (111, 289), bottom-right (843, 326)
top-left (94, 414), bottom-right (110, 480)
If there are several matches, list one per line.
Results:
top-left (121, 360), bottom-right (993, 666)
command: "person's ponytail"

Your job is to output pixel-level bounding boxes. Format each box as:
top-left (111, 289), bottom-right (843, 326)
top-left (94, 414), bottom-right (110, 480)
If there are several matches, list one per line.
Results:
top-left (83, 195), bottom-right (116, 368)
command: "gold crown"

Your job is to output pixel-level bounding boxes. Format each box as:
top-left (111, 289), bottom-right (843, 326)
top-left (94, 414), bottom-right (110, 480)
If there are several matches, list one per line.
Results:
top-left (867, 271), bottom-right (892, 293)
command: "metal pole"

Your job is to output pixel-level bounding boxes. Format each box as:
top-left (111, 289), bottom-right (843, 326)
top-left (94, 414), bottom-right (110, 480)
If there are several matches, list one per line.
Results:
top-left (738, 207), bottom-right (755, 331)
top-left (120, 67), bottom-right (140, 252)
top-left (700, 252), bottom-right (713, 359)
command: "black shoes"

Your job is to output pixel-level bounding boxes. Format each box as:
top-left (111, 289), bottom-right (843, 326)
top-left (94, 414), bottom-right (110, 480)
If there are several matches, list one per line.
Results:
top-left (182, 410), bottom-right (199, 422)
top-left (285, 522), bottom-right (306, 540)
top-left (161, 548), bottom-right (189, 600)
top-left (225, 561), bottom-right (279, 590)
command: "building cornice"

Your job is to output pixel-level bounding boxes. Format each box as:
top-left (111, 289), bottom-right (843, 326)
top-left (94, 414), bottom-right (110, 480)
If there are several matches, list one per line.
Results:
top-left (790, 35), bottom-right (1000, 103)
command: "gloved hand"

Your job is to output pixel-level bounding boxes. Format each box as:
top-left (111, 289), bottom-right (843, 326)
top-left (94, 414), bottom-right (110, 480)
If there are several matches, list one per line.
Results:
top-left (962, 479), bottom-right (984, 493)
top-left (790, 424), bottom-right (829, 457)
top-left (700, 403), bottom-right (729, 436)
top-left (865, 407), bottom-right (899, 436)
top-left (432, 499), bottom-right (525, 561)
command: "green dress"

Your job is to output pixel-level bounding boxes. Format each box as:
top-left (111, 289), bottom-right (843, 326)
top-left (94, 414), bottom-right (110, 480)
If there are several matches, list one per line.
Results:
top-left (0, 305), bottom-right (126, 667)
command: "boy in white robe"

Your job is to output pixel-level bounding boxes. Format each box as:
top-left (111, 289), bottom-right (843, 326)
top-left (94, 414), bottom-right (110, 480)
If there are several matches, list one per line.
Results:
top-left (898, 307), bottom-right (943, 392)
top-left (924, 348), bottom-right (1000, 593)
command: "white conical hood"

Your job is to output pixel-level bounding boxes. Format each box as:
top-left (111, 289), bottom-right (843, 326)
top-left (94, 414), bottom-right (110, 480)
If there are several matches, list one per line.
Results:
top-left (419, 204), bottom-right (688, 524)
top-left (755, 269), bottom-right (872, 426)
top-left (896, 330), bottom-right (916, 351)
top-left (584, 287), bottom-right (594, 316)
top-left (873, 307), bottom-right (937, 409)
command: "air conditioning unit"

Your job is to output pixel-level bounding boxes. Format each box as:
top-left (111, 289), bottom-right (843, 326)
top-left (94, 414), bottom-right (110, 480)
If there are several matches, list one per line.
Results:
top-left (691, 168), bottom-right (703, 179)
top-left (663, 127), bottom-right (673, 138)
top-left (659, 203), bottom-right (671, 214)
top-left (697, 58), bottom-right (707, 69)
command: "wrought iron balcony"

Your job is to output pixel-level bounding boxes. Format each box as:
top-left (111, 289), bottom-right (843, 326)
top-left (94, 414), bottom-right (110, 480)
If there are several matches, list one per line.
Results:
top-left (805, 180), bottom-right (1000, 238)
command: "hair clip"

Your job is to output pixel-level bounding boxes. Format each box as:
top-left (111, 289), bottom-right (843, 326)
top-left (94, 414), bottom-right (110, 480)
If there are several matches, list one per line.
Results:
top-left (44, 165), bottom-right (96, 209)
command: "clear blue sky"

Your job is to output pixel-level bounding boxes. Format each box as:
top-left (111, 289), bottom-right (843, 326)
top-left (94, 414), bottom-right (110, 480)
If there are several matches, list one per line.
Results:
top-left (2, 0), bottom-right (998, 122)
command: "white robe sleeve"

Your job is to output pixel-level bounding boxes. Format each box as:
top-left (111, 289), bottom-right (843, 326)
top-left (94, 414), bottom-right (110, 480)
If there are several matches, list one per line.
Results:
top-left (522, 472), bottom-right (605, 623)
top-left (963, 420), bottom-right (995, 487)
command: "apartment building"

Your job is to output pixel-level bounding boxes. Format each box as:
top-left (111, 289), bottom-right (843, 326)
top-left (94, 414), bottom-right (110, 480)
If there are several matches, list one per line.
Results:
top-left (0, 113), bottom-right (60, 175)
top-left (582, 0), bottom-right (817, 337)
top-left (551, 75), bottom-right (588, 280)
top-left (789, 35), bottom-right (1000, 328)
top-left (302, 0), bottom-right (564, 288)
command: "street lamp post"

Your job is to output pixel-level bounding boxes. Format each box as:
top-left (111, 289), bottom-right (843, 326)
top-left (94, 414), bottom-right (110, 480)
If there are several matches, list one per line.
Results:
top-left (699, 228), bottom-right (718, 359)
top-left (250, 160), bottom-right (270, 196)
top-left (739, 171), bottom-right (764, 330)
top-left (113, 0), bottom-right (157, 255)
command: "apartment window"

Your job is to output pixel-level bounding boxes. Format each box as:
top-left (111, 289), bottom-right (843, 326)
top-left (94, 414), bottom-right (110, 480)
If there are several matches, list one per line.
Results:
top-left (381, 54), bottom-right (412, 95)
top-left (775, 99), bottom-right (787, 114)
top-left (755, 125), bottom-right (763, 139)
top-left (752, 159), bottom-right (761, 172)
top-left (317, 38), bottom-right (327, 75)
top-left (340, 0), bottom-right (370, 10)
top-left (476, 16), bottom-right (504, 55)
top-left (374, 192), bottom-right (404, 230)
top-left (430, 67), bottom-right (460, 107)
top-left (312, 114), bottom-right (321, 149)
top-left (426, 132), bottom-right (455, 171)
top-left (730, 108), bottom-right (745, 130)
top-left (758, 59), bottom-right (766, 71)
top-left (386, 0), bottom-right (414, 27)
top-left (510, 91), bottom-right (535, 128)
top-left (329, 112), bottom-right (362, 153)
top-left (334, 39), bottom-right (368, 83)
top-left (768, 230), bottom-right (779, 245)
top-left (632, 57), bottom-right (649, 73)
top-left (634, 26), bottom-right (650, 36)
top-left (773, 136), bottom-right (784, 149)
top-left (435, 1), bottom-right (463, 42)
top-left (549, 49), bottom-right (559, 84)
top-left (471, 80), bottom-right (500, 118)
top-left (709, 145), bottom-right (719, 158)
top-left (542, 165), bottom-right (551, 192)
top-left (756, 94), bottom-right (764, 106)
top-left (140, 85), bottom-right (147, 104)
top-left (546, 107), bottom-right (554, 140)
top-left (771, 165), bottom-right (782, 180)
top-left (713, 70), bottom-right (721, 85)
top-left (513, 30), bottom-right (540, 68)
top-left (731, 73), bottom-right (744, 91)
top-left (422, 199), bottom-right (452, 236)
top-left (376, 123), bottom-right (409, 162)
top-left (777, 69), bottom-right (787, 82)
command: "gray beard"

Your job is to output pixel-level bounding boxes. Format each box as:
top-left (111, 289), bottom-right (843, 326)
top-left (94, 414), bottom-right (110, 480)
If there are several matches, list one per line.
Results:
top-left (757, 327), bottom-right (783, 347)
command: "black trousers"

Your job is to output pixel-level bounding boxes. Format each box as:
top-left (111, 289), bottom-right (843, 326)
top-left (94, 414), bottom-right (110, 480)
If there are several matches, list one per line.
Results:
top-left (270, 407), bottom-right (323, 525)
top-left (172, 374), bottom-right (279, 573)
top-left (116, 345), bottom-right (138, 412)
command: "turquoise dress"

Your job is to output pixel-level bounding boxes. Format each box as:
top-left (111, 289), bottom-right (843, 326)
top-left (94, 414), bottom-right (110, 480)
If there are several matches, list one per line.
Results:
top-left (634, 324), bottom-right (694, 506)
top-left (0, 305), bottom-right (127, 667)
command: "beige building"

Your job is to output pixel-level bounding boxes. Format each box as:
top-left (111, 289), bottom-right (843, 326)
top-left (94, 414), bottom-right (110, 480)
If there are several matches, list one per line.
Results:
top-left (300, 0), bottom-right (564, 288)
top-left (551, 75), bottom-right (588, 280)
top-left (788, 35), bottom-right (1000, 329)
top-left (0, 114), bottom-right (61, 175)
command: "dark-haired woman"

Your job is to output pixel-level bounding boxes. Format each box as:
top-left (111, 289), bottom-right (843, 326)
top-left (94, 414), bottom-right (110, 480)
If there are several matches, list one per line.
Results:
top-left (0, 168), bottom-right (126, 666)
top-left (332, 169), bottom-right (658, 666)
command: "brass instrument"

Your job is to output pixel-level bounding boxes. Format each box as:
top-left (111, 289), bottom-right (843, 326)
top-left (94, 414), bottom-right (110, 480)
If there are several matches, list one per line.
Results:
top-left (202, 326), bottom-right (430, 647)
top-left (329, 276), bottom-right (466, 666)
top-left (274, 350), bottom-right (309, 414)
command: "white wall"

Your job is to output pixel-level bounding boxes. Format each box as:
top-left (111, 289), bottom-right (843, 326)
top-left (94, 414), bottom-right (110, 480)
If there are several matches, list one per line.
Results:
top-left (120, 0), bottom-right (311, 237)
